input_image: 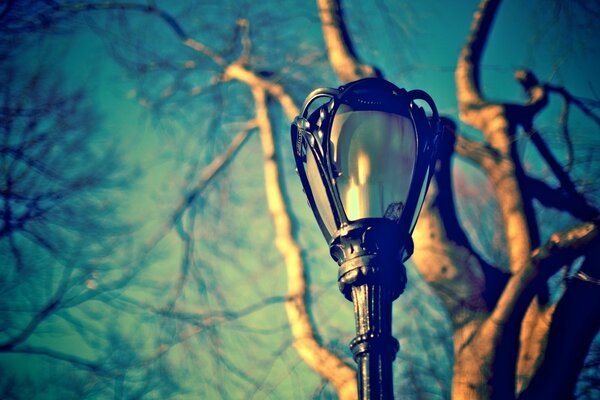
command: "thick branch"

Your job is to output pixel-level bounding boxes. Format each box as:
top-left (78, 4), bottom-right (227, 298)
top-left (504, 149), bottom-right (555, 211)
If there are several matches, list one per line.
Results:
top-left (450, 120), bottom-right (499, 170)
top-left (456, 0), bottom-right (502, 107)
top-left (251, 87), bottom-right (357, 400)
top-left (526, 124), bottom-right (599, 220)
top-left (128, 8), bottom-right (353, 392)
top-left (412, 121), bottom-right (497, 332)
top-left (514, 69), bottom-right (548, 120)
top-left (520, 246), bottom-right (600, 399)
top-left (224, 64), bottom-right (298, 119)
top-left (453, 222), bottom-right (598, 399)
top-left (511, 71), bottom-right (598, 223)
top-left (316, 0), bottom-right (379, 82)
top-left (492, 222), bottom-right (598, 329)
top-left (455, 3), bottom-right (541, 278)
top-left (525, 175), bottom-right (599, 221)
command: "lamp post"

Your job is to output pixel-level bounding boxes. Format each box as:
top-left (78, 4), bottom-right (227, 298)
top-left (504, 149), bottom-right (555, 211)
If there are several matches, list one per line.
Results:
top-left (290, 78), bottom-right (442, 399)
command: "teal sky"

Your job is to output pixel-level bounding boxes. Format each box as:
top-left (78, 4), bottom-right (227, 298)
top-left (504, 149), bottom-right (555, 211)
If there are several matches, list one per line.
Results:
top-left (2, 0), bottom-right (599, 398)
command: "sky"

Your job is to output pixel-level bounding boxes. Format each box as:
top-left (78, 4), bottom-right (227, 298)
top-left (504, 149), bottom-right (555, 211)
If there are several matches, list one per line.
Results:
top-left (1, 0), bottom-right (599, 398)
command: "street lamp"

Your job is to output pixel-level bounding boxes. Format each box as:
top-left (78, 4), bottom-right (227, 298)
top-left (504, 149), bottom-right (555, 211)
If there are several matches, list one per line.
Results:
top-left (290, 77), bottom-right (442, 399)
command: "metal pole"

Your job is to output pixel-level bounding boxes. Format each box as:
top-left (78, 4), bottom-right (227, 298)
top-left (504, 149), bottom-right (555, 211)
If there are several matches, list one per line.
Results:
top-left (349, 278), bottom-right (398, 399)
top-left (331, 221), bottom-right (407, 400)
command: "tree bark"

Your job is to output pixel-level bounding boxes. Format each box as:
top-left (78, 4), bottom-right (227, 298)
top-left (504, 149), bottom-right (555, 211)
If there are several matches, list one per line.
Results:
top-left (250, 85), bottom-right (357, 400)
top-left (316, 0), bottom-right (379, 82)
top-left (520, 241), bottom-right (600, 399)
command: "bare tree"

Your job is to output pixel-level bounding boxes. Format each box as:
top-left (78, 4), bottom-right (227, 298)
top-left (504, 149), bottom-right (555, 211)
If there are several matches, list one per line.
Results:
top-left (2, 0), bottom-right (598, 399)
top-left (0, 19), bottom-right (180, 398)
top-left (298, 0), bottom-right (600, 397)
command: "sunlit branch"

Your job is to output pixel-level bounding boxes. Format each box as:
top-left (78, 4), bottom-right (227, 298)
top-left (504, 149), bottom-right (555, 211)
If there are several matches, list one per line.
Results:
top-left (514, 69), bottom-right (548, 118)
top-left (223, 64), bottom-right (299, 119)
top-left (491, 221), bottom-right (598, 326)
top-left (515, 70), bottom-right (575, 173)
top-left (183, 38), bottom-right (226, 66)
top-left (456, 0), bottom-right (502, 106)
top-left (456, 4), bottom-right (540, 277)
top-left (234, 18), bottom-right (251, 66)
top-left (251, 85), bottom-right (357, 399)
top-left (413, 118), bottom-right (502, 334)
top-left (316, 0), bottom-right (379, 82)
top-left (450, 1), bottom-right (600, 397)
top-left (446, 120), bottom-right (499, 169)
top-left (520, 245), bottom-right (600, 399)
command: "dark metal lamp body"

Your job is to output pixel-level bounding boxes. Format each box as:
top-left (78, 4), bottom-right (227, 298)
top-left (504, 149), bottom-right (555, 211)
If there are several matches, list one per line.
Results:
top-left (291, 78), bottom-right (442, 399)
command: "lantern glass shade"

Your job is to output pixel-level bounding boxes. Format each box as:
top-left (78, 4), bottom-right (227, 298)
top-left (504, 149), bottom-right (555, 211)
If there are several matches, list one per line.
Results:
top-left (330, 104), bottom-right (417, 222)
top-left (410, 166), bottom-right (430, 231)
top-left (292, 78), bottom-right (441, 244)
top-left (305, 142), bottom-right (337, 235)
